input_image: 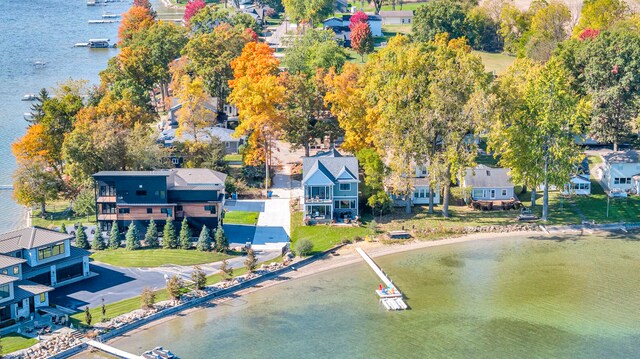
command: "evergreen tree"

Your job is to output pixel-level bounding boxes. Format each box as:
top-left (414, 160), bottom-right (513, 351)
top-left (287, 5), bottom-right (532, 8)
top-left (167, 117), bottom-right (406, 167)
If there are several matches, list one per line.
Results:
top-left (179, 218), bottom-right (192, 250)
top-left (60, 222), bottom-right (67, 233)
top-left (196, 224), bottom-right (212, 251)
top-left (75, 225), bottom-right (89, 249)
top-left (144, 219), bottom-right (159, 248)
top-left (163, 218), bottom-right (177, 249)
top-left (84, 306), bottom-right (92, 327)
top-left (92, 230), bottom-right (105, 250)
top-left (109, 221), bottom-right (120, 249)
top-left (125, 222), bottom-right (141, 250)
top-left (215, 223), bottom-right (229, 253)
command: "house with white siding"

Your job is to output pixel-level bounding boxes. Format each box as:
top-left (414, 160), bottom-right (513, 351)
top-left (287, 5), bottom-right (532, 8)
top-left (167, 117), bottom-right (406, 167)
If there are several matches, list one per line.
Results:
top-left (463, 165), bottom-right (515, 201)
top-left (600, 151), bottom-right (640, 196)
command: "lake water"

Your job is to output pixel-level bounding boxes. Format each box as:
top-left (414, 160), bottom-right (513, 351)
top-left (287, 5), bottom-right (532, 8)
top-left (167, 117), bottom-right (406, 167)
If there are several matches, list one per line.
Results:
top-left (0, 0), bottom-right (181, 232)
top-left (79, 234), bottom-right (640, 358)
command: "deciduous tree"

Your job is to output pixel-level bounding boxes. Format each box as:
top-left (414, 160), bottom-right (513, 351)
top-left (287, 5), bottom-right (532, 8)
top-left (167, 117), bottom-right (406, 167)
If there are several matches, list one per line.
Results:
top-left (118, 6), bottom-right (154, 46)
top-left (191, 265), bottom-right (207, 290)
top-left (244, 248), bottom-right (257, 272)
top-left (413, 0), bottom-right (467, 42)
top-left (184, 0), bottom-right (206, 24)
top-left (350, 22), bottom-right (374, 62)
top-left (573, 0), bottom-right (628, 36)
top-left (13, 161), bottom-right (62, 216)
top-left (283, 29), bottom-right (347, 76)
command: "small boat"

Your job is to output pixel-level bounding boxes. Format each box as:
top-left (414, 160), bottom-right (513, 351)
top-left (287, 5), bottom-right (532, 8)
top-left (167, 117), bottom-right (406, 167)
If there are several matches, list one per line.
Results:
top-left (32, 60), bottom-right (46, 68)
top-left (142, 346), bottom-right (176, 359)
top-left (87, 0), bottom-right (96, 5)
top-left (21, 94), bottom-right (36, 101)
top-left (24, 113), bottom-right (34, 120)
top-left (102, 12), bottom-right (120, 18)
top-left (87, 38), bottom-right (111, 48)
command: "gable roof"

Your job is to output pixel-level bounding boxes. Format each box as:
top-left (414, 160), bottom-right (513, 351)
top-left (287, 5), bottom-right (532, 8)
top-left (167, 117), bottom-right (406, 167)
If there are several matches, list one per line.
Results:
top-left (302, 162), bottom-right (335, 186)
top-left (302, 149), bottom-right (359, 185)
top-left (602, 150), bottom-right (640, 165)
top-left (0, 227), bottom-right (72, 253)
top-left (464, 165), bottom-right (513, 189)
top-left (379, 10), bottom-right (414, 17)
top-left (336, 166), bottom-right (358, 182)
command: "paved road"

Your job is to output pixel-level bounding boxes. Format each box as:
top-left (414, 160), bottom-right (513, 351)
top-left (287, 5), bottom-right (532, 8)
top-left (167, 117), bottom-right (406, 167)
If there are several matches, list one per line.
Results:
top-left (50, 250), bottom-right (281, 309)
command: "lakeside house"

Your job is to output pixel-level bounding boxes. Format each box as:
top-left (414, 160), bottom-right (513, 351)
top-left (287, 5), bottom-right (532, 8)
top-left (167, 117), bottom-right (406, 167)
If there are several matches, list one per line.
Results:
top-left (564, 175), bottom-right (591, 195)
top-left (599, 150), bottom-right (640, 196)
top-left (166, 98), bottom-right (239, 130)
top-left (463, 165), bottom-right (515, 201)
top-left (391, 164), bottom-right (441, 207)
top-left (379, 10), bottom-right (414, 25)
top-left (322, 14), bottom-right (383, 41)
top-left (302, 149), bottom-right (359, 223)
top-left (159, 126), bottom-right (245, 154)
top-left (0, 227), bottom-right (91, 323)
top-left (93, 169), bottom-right (227, 234)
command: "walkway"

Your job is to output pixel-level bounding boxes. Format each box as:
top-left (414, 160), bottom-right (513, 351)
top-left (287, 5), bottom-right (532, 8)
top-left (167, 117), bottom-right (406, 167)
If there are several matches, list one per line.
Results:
top-left (86, 340), bottom-right (140, 359)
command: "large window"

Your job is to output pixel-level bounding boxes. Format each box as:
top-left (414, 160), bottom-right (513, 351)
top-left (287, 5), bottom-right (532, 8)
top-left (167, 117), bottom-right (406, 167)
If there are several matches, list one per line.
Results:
top-left (38, 242), bottom-right (65, 260)
top-left (99, 185), bottom-right (116, 196)
top-left (0, 285), bottom-right (9, 300)
top-left (413, 188), bottom-right (428, 199)
top-left (339, 183), bottom-right (351, 191)
top-left (204, 206), bottom-right (217, 214)
top-left (161, 208), bottom-right (172, 216)
top-left (334, 200), bottom-right (356, 209)
top-left (501, 189), bottom-right (508, 196)
top-left (472, 189), bottom-right (485, 198)
top-left (118, 208), bottom-right (130, 214)
top-left (614, 177), bottom-right (632, 185)
top-left (101, 203), bottom-right (116, 214)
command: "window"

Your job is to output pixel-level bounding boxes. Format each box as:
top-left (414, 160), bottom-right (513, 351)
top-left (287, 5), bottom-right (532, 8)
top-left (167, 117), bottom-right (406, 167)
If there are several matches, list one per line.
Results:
top-left (161, 208), bottom-right (172, 216)
top-left (472, 189), bottom-right (484, 199)
top-left (501, 189), bottom-right (508, 196)
top-left (99, 185), bottom-right (116, 196)
top-left (12, 266), bottom-right (19, 275)
top-left (176, 205), bottom-right (183, 211)
top-left (118, 208), bottom-right (130, 214)
top-left (38, 243), bottom-right (64, 261)
top-left (204, 206), bottom-right (217, 214)
top-left (40, 293), bottom-right (46, 303)
top-left (101, 203), bottom-right (116, 214)
top-left (339, 183), bottom-right (351, 191)
top-left (147, 208), bottom-right (153, 214)
top-left (334, 200), bottom-right (356, 209)
top-left (136, 190), bottom-right (147, 196)
top-left (614, 177), bottom-right (632, 185)
top-left (413, 188), bottom-right (428, 198)
top-left (225, 142), bottom-right (231, 148)
top-left (0, 285), bottom-right (9, 299)
top-left (52, 243), bottom-right (65, 256)
top-left (159, 190), bottom-right (166, 199)
top-left (0, 269), bottom-right (7, 275)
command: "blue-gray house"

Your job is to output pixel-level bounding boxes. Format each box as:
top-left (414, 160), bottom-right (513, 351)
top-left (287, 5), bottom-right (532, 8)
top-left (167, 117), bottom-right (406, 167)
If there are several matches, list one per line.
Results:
top-left (302, 149), bottom-right (359, 222)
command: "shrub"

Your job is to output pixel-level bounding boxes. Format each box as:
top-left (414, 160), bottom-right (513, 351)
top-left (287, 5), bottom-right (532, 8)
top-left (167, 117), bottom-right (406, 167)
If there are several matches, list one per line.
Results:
top-left (166, 275), bottom-right (184, 301)
top-left (191, 265), bottom-right (206, 290)
top-left (220, 259), bottom-right (233, 280)
top-left (244, 249), bottom-right (258, 272)
top-left (141, 287), bottom-right (156, 309)
top-left (294, 239), bottom-right (313, 257)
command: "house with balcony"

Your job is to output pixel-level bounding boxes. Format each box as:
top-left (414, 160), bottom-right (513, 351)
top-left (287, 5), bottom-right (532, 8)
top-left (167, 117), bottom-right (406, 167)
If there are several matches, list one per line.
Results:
top-left (93, 168), bottom-right (227, 234)
top-left (0, 227), bottom-right (91, 323)
top-left (302, 149), bottom-right (359, 223)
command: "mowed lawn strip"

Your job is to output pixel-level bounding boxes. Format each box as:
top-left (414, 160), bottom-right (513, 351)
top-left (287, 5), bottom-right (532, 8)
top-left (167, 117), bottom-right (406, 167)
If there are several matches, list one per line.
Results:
top-left (1, 333), bottom-right (38, 355)
top-left (91, 249), bottom-right (232, 267)
top-left (290, 212), bottom-right (372, 253)
top-left (224, 211), bottom-right (260, 225)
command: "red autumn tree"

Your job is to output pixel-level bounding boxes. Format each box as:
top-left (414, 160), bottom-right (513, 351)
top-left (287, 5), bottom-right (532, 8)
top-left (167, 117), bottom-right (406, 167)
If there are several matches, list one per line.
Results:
top-left (184, 0), bottom-right (206, 24)
top-left (350, 22), bottom-right (374, 62)
top-left (579, 28), bottom-right (600, 41)
top-left (118, 6), bottom-right (154, 46)
top-left (349, 11), bottom-right (368, 29)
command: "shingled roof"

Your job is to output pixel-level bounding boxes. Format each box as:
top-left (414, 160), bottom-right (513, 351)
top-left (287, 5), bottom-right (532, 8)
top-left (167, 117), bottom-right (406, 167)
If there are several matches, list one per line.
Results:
top-left (302, 149), bottom-right (359, 185)
top-left (0, 227), bottom-right (72, 253)
top-left (464, 165), bottom-right (513, 189)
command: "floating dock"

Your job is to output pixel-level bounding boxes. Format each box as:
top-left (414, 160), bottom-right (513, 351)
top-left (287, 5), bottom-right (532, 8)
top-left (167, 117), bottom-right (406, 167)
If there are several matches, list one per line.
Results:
top-left (355, 247), bottom-right (408, 311)
top-left (89, 19), bottom-right (119, 24)
top-left (86, 340), bottom-right (141, 359)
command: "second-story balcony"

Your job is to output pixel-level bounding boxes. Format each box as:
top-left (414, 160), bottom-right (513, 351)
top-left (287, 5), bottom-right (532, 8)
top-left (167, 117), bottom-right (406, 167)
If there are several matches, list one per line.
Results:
top-left (304, 185), bottom-right (333, 203)
top-left (97, 196), bottom-right (116, 203)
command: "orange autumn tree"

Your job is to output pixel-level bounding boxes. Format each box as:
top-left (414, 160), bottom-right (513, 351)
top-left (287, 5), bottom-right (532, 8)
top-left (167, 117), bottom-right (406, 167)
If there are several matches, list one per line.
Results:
top-left (228, 42), bottom-right (284, 165)
top-left (118, 6), bottom-right (154, 46)
top-left (12, 124), bottom-right (51, 165)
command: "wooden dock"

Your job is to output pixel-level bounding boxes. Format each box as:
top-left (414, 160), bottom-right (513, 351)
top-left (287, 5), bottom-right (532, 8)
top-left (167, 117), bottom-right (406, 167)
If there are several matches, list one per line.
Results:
top-left (355, 247), bottom-right (408, 311)
top-left (86, 340), bottom-right (141, 359)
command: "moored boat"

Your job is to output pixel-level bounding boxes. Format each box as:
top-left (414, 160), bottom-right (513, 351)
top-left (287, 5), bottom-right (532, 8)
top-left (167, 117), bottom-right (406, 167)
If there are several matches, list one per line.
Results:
top-left (142, 346), bottom-right (177, 359)
top-left (21, 94), bottom-right (36, 101)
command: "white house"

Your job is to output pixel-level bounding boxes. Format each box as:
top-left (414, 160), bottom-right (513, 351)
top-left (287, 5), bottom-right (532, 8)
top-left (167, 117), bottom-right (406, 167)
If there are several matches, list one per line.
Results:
top-left (600, 151), bottom-right (640, 195)
top-left (391, 164), bottom-right (440, 206)
top-left (463, 165), bottom-right (515, 201)
top-left (563, 175), bottom-right (591, 195)
top-left (322, 14), bottom-right (383, 37)
top-left (379, 10), bottom-right (414, 25)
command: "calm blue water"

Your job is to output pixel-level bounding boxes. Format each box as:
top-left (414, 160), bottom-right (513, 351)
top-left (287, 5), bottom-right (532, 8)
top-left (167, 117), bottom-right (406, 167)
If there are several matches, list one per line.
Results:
top-left (0, 0), bottom-right (181, 232)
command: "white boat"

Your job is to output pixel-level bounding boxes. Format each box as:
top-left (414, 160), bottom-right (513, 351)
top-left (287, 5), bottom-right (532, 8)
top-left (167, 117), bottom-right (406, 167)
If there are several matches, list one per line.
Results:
top-left (32, 60), bottom-right (46, 68)
top-left (74, 42), bottom-right (89, 47)
top-left (88, 38), bottom-right (112, 48)
top-left (21, 94), bottom-right (36, 101)
top-left (23, 113), bottom-right (34, 120)
top-left (87, 0), bottom-right (96, 5)
top-left (142, 346), bottom-right (176, 359)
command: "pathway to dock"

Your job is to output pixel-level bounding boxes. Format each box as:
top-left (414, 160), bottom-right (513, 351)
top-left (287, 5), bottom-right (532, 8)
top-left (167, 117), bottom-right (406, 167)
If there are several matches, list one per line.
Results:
top-left (355, 247), bottom-right (408, 311)
top-left (86, 340), bottom-right (141, 359)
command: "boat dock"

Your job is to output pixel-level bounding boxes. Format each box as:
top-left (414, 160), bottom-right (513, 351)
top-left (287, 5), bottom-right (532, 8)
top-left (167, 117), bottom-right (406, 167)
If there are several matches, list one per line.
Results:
top-left (355, 247), bottom-right (408, 311)
top-left (88, 19), bottom-right (119, 24)
top-left (0, 185), bottom-right (13, 190)
top-left (86, 340), bottom-right (141, 359)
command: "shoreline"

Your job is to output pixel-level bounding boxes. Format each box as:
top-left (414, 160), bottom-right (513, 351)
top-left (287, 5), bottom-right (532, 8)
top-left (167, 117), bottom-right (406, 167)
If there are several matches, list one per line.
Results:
top-left (94, 231), bottom-right (546, 353)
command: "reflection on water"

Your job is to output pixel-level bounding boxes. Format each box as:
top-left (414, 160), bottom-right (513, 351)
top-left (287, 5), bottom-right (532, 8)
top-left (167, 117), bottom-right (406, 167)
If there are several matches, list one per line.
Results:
top-left (78, 234), bottom-right (640, 359)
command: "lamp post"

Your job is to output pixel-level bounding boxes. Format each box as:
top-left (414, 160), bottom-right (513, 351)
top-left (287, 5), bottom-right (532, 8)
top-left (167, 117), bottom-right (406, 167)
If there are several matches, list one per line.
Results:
top-left (264, 126), bottom-right (270, 197)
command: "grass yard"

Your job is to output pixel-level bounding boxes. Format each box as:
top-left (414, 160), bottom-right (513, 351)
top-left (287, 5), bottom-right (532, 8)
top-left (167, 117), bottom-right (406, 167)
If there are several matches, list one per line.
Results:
top-left (290, 212), bottom-right (373, 253)
top-left (31, 200), bottom-right (95, 230)
top-left (224, 211), bottom-right (259, 225)
top-left (0, 333), bottom-right (38, 355)
top-left (224, 154), bottom-right (242, 162)
top-left (472, 51), bottom-right (516, 76)
top-left (361, 1), bottom-right (430, 12)
top-left (91, 249), bottom-right (232, 268)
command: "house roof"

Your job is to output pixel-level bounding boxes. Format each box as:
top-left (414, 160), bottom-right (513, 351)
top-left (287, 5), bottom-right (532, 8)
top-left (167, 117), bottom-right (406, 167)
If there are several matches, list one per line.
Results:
top-left (0, 274), bottom-right (18, 286)
top-left (571, 175), bottom-right (590, 184)
top-left (0, 227), bottom-right (72, 252)
top-left (171, 168), bottom-right (227, 188)
top-left (13, 280), bottom-right (53, 302)
top-left (602, 150), bottom-right (640, 164)
top-left (0, 255), bottom-right (26, 269)
top-left (93, 170), bottom-right (172, 177)
top-left (464, 165), bottom-right (513, 188)
top-left (379, 10), bottom-right (414, 17)
top-left (302, 149), bottom-right (359, 185)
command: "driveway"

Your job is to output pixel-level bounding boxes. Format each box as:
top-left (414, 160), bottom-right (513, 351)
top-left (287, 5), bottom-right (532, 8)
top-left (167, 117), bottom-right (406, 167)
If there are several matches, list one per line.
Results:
top-left (50, 250), bottom-right (281, 309)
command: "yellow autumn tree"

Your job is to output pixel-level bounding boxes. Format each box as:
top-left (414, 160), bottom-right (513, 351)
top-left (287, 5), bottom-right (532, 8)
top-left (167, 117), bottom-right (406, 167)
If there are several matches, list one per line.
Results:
top-left (228, 42), bottom-right (284, 165)
top-left (174, 75), bottom-right (216, 142)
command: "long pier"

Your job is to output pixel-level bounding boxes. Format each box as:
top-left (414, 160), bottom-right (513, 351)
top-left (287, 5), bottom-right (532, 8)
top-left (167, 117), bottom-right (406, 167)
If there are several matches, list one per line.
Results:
top-left (355, 247), bottom-right (408, 311)
top-left (86, 340), bottom-right (141, 359)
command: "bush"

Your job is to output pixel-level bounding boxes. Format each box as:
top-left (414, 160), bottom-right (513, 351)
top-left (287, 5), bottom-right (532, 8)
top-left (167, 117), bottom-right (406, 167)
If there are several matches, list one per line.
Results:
top-left (141, 287), bottom-right (156, 309)
top-left (294, 239), bottom-right (313, 257)
top-left (244, 249), bottom-right (258, 272)
top-left (220, 259), bottom-right (233, 280)
top-left (166, 275), bottom-right (183, 301)
top-left (191, 265), bottom-right (206, 290)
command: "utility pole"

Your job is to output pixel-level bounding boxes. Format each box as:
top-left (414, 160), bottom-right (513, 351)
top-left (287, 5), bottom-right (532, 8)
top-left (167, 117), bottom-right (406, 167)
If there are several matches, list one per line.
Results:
top-left (264, 129), bottom-right (269, 197)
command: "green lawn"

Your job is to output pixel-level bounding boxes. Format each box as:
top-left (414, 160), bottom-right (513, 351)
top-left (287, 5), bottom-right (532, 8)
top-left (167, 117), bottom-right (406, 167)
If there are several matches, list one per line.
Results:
top-left (224, 211), bottom-right (259, 225)
top-left (1, 333), bottom-right (38, 355)
top-left (472, 51), bottom-right (516, 76)
top-left (290, 212), bottom-right (372, 253)
top-left (31, 200), bottom-right (95, 230)
top-left (91, 249), bottom-right (232, 268)
top-left (361, 1), bottom-right (429, 12)
top-left (224, 154), bottom-right (242, 162)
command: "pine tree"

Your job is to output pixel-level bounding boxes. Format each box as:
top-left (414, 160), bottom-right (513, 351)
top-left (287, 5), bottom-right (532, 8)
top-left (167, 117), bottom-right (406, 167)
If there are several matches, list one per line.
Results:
top-left (196, 225), bottom-right (212, 251)
top-left (60, 223), bottom-right (67, 233)
top-left (215, 224), bottom-right (229, 253)
top-left (109, 221), bottom-right (120, 250)
top-left (75, 225), bottom-right (89, 249)
top-left (244, 248), bottom-right (258, 272)
top-left (163, 218), bottom-right (177, 249)
top-left (85, 306), bottom-right (92, 327)
top-left (179, 218), bottom-right (192, 250)
top-left (125, 223), bottom-right (140, 250)
top-left (144, 219), bottom-right (159, 248)
top-left (92, 230), bottom-right (105, 250)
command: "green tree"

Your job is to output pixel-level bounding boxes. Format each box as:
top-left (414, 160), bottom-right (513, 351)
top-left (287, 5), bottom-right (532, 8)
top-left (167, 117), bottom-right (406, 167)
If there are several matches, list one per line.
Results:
top-left (196, 225), bottom-right (212, 251)
top-left (73, 188), bottom-right (96, 219)
top-left (144, 219), bottom-right (159, 248)
top-left (92, 231), bottom-right (105, 250)
top-left (219, 259), bottom-right (233, 280)
top-left (101, 298), bottom-right (106, 321)
top-left (294, 239), bottom-right (313, 256)
top-left (573, 0), bottom-right (629, 36)
top-left (141, 287), bottom-right (156, 309)
top-left (109, 221), bottom-right (121, 249)
top-left (75, 225), bottom-right (89, 249)
top-left (60, 223), bottom-right (67, 234)
top-left (166, 275), bottom-right (184, 301)
top-left (163, 218), bottom-right (178, 249)
top-left (356, 149), bottom-right (392, 218)
top-left (244, 248), bottom-right (258, 272)
top-left (215, 224), bottom-right (229, 252)
top-left (125, 223), bottom-right (141, 250)
top-left (283, 29), bottom-right (347, 76)
top-left (524, 0), bottom-right (571, 61)
top-left (283, 0), bottom-right (333, 27)
top-left (12, 161), bottom-right (63, 217)
top-left (84, 306), bottom-right (92, 327)
top-left (179, 218), bottom-right (192, 250)
top-left (413, 0), bottom-right (467, 42)
top-left (464, 6), bottom-right (502, 52)
top-left (191, 265), bottom-right (207, 290)
top-left (499, 3), bottom-right (532, 56)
